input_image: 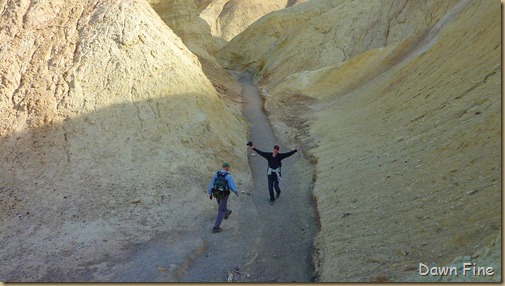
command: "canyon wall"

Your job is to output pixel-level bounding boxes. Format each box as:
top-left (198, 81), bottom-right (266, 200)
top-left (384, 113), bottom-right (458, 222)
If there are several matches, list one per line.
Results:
top-left (218, 0), bottom-right (501, 282)
top-left (0, 0), bottom-right (248, 281)
top-left (197, 0), bottom-right (307, 47)
top-left (0, 0), bottom-right (500, 282)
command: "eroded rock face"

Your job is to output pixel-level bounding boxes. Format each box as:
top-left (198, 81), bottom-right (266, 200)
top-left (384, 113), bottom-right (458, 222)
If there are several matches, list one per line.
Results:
top-left (148, 0), bottom-right (218, 63)
top-left (218, 0), bottom-right (460, 86)
top-left (147, 0), bottom-right (243, 105)
top-left (217, 0), bottom-right (501, 282)
top-left (1, 0), bottom-right (500, 282)
top-left (198, 0), bottom-right (304, 46)
top-left (0, 0), bottom-right (247, 281)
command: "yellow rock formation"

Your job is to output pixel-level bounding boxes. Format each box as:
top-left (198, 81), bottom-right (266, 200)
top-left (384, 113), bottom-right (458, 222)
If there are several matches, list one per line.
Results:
top-left (219, 0), bottom-right (501, 282)
top-left (0, 0), bottom-right (500, 282)
top-left (198, 0), bottom-right (305, 46)
top-left (0, 0), bottom-right (248, 280)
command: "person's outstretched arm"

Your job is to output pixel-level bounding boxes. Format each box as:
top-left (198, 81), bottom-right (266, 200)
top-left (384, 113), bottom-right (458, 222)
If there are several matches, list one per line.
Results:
top-left (252, 147), bottom-right (271, 160)
top-left (249, 142), bottom-right (270, 160)
top-left (279, 145), bottom-right (301, 160)
top-left (248, 142), bottom-right (271, 160)
top-left (279, 149), bottom-right (297, 160)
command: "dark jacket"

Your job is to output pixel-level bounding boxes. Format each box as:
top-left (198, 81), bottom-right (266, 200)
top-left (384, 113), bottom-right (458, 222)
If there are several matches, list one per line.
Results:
top-left (252, 147), bottom-right (297, 169)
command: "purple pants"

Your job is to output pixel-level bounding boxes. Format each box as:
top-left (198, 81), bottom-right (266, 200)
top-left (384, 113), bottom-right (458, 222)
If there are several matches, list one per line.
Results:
top-left (214, 195), bottom-right (229, 228)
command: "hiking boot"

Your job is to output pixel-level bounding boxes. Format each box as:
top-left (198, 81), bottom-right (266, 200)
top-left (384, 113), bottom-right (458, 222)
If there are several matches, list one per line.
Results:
top-left (212, 227), bottom-right (222, 233)
top-left (269, 200), bottom-right (275, 205)
top-left (224, 210), bottom-right (232, 219)
top-left (276, 192), bottom-right (281, 199)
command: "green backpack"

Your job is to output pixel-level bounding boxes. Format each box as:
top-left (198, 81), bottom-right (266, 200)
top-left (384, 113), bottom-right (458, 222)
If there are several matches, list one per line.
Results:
top-left (212, 172), bottom-right (230, 198)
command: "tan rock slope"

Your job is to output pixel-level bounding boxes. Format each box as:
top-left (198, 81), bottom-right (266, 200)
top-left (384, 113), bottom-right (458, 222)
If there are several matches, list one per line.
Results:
top-left (148, 0), bottom-right (217, 63)
top-left (147, 0), bottom-right (243, 109)
top-left (218, 0), bottom-right (460, 85)
top-left (218, 0), bottom-right (501, 282)
top-left (197, 0), bottom-right (307, 47)
top-left (0, 0), bottom-right (501, 282)
top-left (0, 0), bottom-right (248, 281)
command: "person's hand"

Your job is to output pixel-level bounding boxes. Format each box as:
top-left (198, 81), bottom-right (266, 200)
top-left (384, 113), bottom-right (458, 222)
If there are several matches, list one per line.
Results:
top-left (247, 141), bottom-right (254, 149)
top-left (235, 192), bottom-right (239, 197)
top-left (296, 144), bottom-right (302, 151)
top-left (209, 194), bottom-right (213, 200)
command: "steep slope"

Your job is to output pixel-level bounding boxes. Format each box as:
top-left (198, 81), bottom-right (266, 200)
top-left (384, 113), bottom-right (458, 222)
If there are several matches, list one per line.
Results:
top-left (217, 0), bottom-right (501, 282)
top-left (147, 0), bottom-right (243, 105)
top-left (198, 0), bottom-right (306, 47)
top-left (218, 0), bottom-right (459, 86)
top-left (148, 0), bottom-right (217, 63)
top-left (0, 0), bottom-right (248, 281)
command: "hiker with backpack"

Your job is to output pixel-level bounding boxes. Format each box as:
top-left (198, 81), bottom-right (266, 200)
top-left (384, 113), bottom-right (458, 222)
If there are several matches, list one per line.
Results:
top-left (247, 141), bottom-right (301, 205)
top-left (208, 162), bottom-right (239, 233)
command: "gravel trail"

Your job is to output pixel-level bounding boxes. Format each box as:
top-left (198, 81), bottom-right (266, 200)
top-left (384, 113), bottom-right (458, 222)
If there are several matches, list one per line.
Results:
top-left (180, 72), bottom-right (317, 282)
top-left (105, 72), bottom-right (317, 283)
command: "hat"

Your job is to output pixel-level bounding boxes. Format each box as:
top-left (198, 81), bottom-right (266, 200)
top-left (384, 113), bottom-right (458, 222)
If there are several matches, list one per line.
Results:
top-left (222, 162), bottom-right (231, 168)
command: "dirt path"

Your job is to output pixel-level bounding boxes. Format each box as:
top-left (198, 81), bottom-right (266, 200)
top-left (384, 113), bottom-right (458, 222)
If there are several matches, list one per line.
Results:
top-left (180, 72), bottom-right (317, 282)
top-left (97, 72), bottom-right (317, 283)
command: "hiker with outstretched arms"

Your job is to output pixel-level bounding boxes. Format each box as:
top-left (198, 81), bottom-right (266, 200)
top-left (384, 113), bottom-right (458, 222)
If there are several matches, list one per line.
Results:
top-left (247, 141), bottom-right (301, 205)
top-left (208, 162), bottom-right (238, 233)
